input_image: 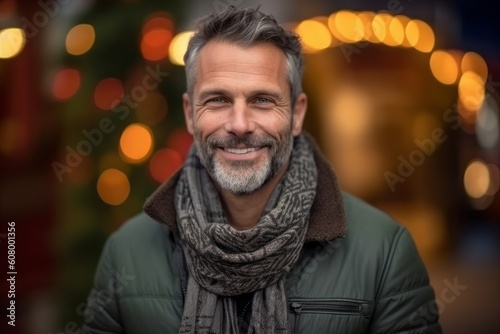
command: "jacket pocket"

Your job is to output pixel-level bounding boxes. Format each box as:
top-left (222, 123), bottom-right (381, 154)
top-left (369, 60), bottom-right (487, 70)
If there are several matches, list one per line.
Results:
top-left (289, 298), bottom-right (372, 334)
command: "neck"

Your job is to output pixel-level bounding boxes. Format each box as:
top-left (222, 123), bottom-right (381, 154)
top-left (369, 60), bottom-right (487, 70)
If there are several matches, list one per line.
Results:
top-left (217, 165), bottom-right (288, 230)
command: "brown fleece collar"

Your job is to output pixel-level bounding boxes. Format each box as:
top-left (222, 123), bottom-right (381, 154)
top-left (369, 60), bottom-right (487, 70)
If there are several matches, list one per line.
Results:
top-left (143, 133), bottom-right (347, 242)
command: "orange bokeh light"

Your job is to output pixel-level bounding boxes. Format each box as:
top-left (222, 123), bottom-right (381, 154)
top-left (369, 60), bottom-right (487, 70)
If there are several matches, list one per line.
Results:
top-left (149, 148), bottom-right (182, 183)
top-left (97, 168), bottom-right (130, 205)
top-left (140, 13), bottom-right (174, 61)
top-left (66, 24), bottom-right (95, 56)
top-left (142, 15), bottom-right (174, 35)
top-left (119, 123), bottom-right (154, 164)
top-left (94, 78), bottom-right (124, 110)
top-left (140, 29), bottom-right (173, 61)
top-left (167, 129), bottom-right (193, 160)
top-left (53, 68), bottom-right (81, 100)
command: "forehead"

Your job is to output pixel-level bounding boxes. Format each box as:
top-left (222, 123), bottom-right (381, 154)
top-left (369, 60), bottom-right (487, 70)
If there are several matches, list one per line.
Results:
top-left (195, 41), bottom-right (288, 91)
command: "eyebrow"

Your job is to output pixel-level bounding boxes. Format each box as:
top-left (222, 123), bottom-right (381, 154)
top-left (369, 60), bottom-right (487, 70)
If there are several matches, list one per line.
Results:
top-left (197, 88), bottom-right (283, 102)
top-left (197, 89), bottom-right (230, 102)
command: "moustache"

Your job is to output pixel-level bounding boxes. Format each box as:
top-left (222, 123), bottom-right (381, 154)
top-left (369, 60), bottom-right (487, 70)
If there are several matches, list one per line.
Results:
top-left (206, 134), bottom-right (278, 150)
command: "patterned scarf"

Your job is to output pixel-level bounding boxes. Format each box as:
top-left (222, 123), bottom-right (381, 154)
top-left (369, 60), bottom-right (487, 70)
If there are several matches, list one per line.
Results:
top-left (174, 134), bottom-right (317, 333)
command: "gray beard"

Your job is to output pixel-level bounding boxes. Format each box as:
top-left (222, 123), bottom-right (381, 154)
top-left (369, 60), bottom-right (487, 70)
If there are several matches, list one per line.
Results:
top-left (195, 132), bottom-right (294, 195)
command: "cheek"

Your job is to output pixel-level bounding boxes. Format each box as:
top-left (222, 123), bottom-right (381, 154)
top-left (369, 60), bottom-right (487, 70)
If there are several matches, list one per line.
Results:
top-left (259, 114), bottom-right (292, 136)
top-left (193, 113), bottom-right (223, 139)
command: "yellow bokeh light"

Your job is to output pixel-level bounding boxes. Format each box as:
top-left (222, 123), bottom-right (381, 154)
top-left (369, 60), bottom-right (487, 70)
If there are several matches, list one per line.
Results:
top-left (375, 14), bottom-right (397, 46)
top-left (169, 31), bottom-right (194, 66)
top-left (371, 13), bottom-right (388, 43)
top-left (0, 28), bottom-right (26, 59)
top-left (459, 71), bottom-right (485, 111)
top-left (405, 20), bottom-right (434, 53)
top-left (388, 16), bottom-right (405, 46)
top-left (461, 52), bottom-right (488, 83)
top-left (430, 50), bottom-right (460, 85)
top-left (97, 168), bottom-right (130, 205)
top-left (464, 160), bottom-right (490, 199)
top-left (296, 19), bottom-right (332, 51)
top-left (358, 11), bottom-right (376, 41)
top-left (119, 123), bottom-right (154, 163)
top-left (329, 10), bottom-right (364, 43)
top-left (396, 15), bottom-right (412, 47)
top-left (66, 24), bottom-right (95, 56)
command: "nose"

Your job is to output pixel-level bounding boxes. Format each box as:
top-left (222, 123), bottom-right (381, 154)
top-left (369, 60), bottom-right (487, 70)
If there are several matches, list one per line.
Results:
top-left (224, 100), bottom-right (255, 135)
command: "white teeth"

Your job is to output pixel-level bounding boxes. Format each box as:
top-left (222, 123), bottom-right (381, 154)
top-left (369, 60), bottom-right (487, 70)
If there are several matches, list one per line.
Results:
top-left (224, 147), bottom-right (258, 154)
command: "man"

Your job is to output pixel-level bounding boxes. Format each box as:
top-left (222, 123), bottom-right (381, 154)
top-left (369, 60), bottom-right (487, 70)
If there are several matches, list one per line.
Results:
top-left (82, 6), bottom-right (441, 334)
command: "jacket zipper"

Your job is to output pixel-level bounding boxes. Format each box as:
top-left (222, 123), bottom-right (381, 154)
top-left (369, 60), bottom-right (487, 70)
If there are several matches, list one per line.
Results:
top-left (289, 299), bottom-right (372, 334)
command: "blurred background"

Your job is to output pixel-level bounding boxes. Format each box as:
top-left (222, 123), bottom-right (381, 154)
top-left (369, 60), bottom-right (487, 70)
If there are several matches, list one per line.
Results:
top-left (1, 0), bottom-right (499, 333)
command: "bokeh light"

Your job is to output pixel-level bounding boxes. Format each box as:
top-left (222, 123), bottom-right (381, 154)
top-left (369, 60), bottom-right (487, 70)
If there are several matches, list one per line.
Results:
top-left (142, 14), bottom-right (174, 35)
top-left (141, 13), bottom-right (174, 61)
top-left (371, 13), bottom-right (388, 43)
top-left (141, 29), bottom-right (172, 61)
top-left (97, 168), bottom-right (130, 205)
top-left (0, 27), bottom-right (26, 59)
top-left (296, 18), bottom-right (332, 51)
top-left (329, 11), bottom-right (364, 43)
top-left (169, 31), bottom-right (194, 65)
top-left (119, 123), bottom-right (154, 164)
top-left (459, 71), bottom-right (485, 111)
top-left (52, 68), bottom-right (81, 100)
top-left (406, 19), bottom-right (434, 52)
top-left (149, 148), bottom-right (183, 183)
top-left (357, 11), bottom-right (375, 41)
top-left (430, 50), bottom-right (460, 85)
top-left (464, 159), bottom-right (490, 199)
top-left (66, 24), bottom-right (95, 56)
top-left (94, 77), bottom-right (124, 110)
top-left (167, 129), bottom-right (193, 160)
top-left (136, 91), bottom-right (168, 125)
top-left (396, 15), bottom-right (412, 47)
top-left (388, 16), bottom-right (405, 46)
top-left (377, 14), bottom-right (398, 46)
top-left (476, 96), bottom-right (500, 150)
top-left (461, 51), bottom-right (488, 83)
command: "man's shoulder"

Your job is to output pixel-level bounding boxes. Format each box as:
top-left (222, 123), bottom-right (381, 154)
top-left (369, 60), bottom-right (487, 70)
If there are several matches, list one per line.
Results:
top-left (341, 192), bottom-right (405, 242)
top-left (105, 212), bottom-right (173, 254)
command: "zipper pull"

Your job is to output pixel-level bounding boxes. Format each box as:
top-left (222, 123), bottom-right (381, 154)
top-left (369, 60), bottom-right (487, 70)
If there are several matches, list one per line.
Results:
top-left (290, 303), bottom-right (302, 334)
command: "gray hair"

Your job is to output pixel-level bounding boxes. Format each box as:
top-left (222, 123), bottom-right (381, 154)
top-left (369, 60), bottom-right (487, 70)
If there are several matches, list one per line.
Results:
top-left (183, 6), bottom-right (304, 104)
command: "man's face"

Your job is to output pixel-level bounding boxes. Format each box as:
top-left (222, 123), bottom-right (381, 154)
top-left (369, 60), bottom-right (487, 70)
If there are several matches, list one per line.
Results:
top-left (183, 41), bottom-right (307, 195)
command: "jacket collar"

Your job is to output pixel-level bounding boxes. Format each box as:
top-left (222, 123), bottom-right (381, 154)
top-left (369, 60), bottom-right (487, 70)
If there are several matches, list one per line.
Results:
top-left (143, 132), bottom-right (347, 242)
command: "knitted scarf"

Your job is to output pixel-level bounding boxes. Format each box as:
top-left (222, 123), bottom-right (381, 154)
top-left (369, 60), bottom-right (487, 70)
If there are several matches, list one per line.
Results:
top-left (174, 134), bottom-right (317, 333)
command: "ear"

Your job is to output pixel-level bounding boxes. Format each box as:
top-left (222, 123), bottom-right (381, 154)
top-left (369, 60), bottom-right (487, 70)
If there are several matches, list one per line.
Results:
top-left (292, 92), bottom-right (307, 136)
top-left (182, 92), bottom-right (194, 135)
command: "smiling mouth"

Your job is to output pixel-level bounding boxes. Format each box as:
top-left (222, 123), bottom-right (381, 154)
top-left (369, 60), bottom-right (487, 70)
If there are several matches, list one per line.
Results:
top-left (222, 147), bottom-right (260, 154)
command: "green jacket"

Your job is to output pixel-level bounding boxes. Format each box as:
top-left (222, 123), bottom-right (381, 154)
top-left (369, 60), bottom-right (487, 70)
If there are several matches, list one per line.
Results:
top-left (82, 140), bottom-right (441, 333)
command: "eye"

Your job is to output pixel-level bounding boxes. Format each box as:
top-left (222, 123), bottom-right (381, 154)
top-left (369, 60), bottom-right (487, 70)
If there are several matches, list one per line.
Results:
top-left (205, 96), bottom-right (228, 106)
top-left (253, 97), bottom-right (274, 105)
